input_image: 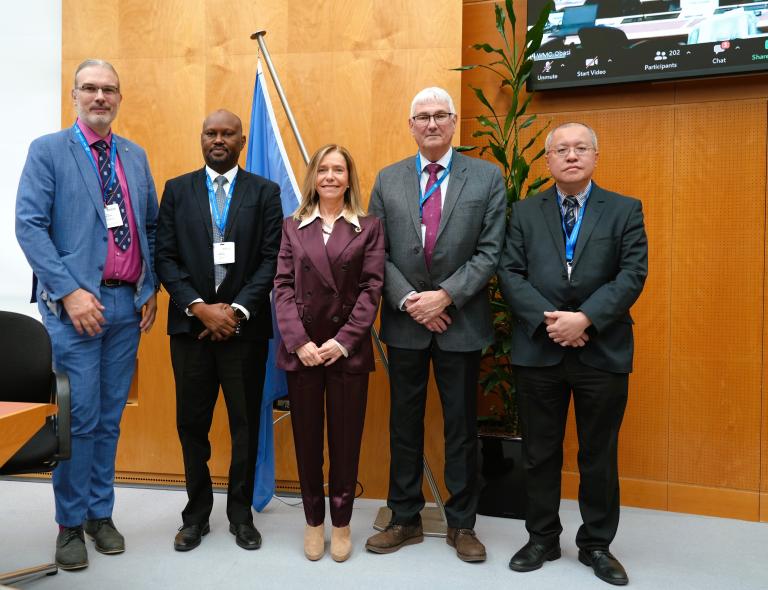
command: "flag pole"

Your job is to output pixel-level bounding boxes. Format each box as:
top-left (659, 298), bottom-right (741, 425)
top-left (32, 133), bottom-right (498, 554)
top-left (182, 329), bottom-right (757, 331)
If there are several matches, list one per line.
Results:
top-left (251, 30), bottom-right (447, 536)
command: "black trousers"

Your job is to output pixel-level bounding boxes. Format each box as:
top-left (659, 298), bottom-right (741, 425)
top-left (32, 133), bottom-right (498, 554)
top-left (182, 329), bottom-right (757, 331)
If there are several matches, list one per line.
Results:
top-left (386, 344), bottom-right (481, 530)
top-left (515, 351), bottom-right (628, 550)
top-left (170, 334), bottom-right (267, 526)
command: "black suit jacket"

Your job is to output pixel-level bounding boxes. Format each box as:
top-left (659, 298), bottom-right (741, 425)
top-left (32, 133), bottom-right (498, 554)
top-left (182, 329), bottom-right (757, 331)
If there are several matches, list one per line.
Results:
top-left (497, 183), bottom-right (648, 373)
top-left (155, 167), bottom-right (283, 340)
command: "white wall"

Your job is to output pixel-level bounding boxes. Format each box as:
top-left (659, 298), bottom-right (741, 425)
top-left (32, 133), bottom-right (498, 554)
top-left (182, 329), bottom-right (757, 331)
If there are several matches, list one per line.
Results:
top-left (0, 2), bottom-right (61, 317)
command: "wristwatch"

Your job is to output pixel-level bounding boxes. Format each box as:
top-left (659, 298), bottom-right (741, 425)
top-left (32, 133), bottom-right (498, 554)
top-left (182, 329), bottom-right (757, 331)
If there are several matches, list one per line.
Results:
top-left (233, 307), bottom-right (247, 321)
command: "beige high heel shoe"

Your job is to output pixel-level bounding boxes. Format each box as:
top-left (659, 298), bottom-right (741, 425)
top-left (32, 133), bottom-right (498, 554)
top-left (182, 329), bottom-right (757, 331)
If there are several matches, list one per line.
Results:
top-left (330, 525), bottom-right (351, 562)
top-left (304, 524), bottom-right (325, 561)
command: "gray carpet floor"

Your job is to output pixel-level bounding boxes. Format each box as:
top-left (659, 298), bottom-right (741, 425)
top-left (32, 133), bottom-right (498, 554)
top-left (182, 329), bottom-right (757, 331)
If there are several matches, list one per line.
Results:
top-left (1, 479), bottom-right (766, 590)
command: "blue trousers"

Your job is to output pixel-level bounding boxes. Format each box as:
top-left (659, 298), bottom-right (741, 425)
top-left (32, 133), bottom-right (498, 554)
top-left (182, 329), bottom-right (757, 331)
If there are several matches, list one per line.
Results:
top-left (42, 285), bottom-right (140, 527)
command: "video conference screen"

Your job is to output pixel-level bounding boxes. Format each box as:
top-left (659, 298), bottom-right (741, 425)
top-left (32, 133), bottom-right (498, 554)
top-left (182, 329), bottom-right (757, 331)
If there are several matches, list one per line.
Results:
top-left (528, 0), bottom-right (768, 89)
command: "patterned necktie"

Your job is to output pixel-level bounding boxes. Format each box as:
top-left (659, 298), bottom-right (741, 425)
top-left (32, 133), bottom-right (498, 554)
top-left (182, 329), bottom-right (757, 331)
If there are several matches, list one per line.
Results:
top-left (212, 175), bottom-right (228, 287)
top-left (94, 140), bottom-right (130, 251)
top-left (563, 195), bottom-right (579, 237)
top-left (422, 162), bottom-right (443, 269)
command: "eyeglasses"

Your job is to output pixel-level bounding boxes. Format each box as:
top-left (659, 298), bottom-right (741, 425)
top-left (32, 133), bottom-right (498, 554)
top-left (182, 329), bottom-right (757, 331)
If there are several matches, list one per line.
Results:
top-left (548, 145), bottom-right (595, 158)
top-left (76, 84), bottom-right (120, 97)
top-left (411, 112), bottom-right (454, 126)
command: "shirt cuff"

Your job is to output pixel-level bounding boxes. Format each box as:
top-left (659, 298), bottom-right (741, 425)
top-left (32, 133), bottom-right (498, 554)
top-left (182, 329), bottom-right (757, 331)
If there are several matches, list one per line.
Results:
top-left (231, 303), bottom-right (250, 320)
top-left (331, 338), bottom-right (349, 357)
top-left (185, 298), bottom-right (204, 316)
top-left (399, 291), bottom-right (417, 311)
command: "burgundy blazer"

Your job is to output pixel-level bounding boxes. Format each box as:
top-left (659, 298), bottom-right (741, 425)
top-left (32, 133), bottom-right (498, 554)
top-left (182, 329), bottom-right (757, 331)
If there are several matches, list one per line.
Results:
top-left (274, 214), bottom-right (384, 373)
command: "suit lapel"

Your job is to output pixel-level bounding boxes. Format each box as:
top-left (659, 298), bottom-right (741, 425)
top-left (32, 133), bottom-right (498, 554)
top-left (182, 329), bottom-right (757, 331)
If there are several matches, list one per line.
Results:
top-left (223, 168), bottom-right (246, 240)
top-left (571, 184), bottom-right (607, 267)
top-left (68, 130), bottom-right (107, 229)
top-left (401, 159), bottom-right (422, 241)
top-left (325, 219), bottom-right (359, 266)
top-left (193, 168), bottom-right (214, 242)
top-left (539, 187), bottom-right (567, 267)
top-left (435, 150), bottom-right (465, 242)
top-left (301, 219), bottom-right (337, 292)
top-left (113, 136), bottom-right (142, 228)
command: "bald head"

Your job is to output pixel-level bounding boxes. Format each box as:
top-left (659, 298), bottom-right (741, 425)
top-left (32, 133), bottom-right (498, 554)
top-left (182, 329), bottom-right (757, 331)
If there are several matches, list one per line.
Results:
top-left (201, 109), bottom-right (246, 173)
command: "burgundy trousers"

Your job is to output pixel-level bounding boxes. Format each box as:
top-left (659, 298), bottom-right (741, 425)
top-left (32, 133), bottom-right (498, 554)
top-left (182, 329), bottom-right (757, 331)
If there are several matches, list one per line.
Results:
top-left (287, 368), bottom-right (369, 527)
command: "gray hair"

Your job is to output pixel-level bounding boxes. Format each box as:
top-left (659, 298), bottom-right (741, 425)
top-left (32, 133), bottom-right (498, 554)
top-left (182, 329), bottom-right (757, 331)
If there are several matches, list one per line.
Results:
top-left (545, 122), bottom-right (598, 151)
top-left (410, 87), bottom-right (456, 117)
top-left (73, 59), bottom-right (120, 89)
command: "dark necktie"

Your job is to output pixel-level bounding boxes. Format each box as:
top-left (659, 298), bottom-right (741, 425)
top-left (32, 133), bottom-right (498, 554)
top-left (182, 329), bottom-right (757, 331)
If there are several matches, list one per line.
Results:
top-left (563, 195), bottom-right (579, 237)
top-left (94, 140), bottom-right (130, 251)
top-left (422, 163), bottom-right (443, 269)
top-left (213, 175), bottom-right (228, 287)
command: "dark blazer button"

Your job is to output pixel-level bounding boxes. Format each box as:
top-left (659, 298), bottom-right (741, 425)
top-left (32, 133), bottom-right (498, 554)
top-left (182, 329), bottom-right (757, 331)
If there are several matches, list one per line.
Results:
top-left (306, 291), bottom-right (312, 297)
top-left (305, 316), bottom-right (312, 324)
top-left (341, 263), bottom-right (349, 271)
top-left (418, 281), bottom-right (426, 289)
top-left (413, 246), bottom-right (421, 254)
top-left (331, 315), bottom-right (340, 323)
top-left (333, 292), bottom-right (339, 298)
top-left (304, 265), bottom-right (310, 271)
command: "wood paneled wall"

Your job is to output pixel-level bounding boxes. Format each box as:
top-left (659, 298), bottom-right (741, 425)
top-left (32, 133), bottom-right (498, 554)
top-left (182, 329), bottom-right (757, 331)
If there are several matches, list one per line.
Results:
top-left (463, 0), bottom-right (768, 521)
top-left (62, 0), bottom-right (463, 501)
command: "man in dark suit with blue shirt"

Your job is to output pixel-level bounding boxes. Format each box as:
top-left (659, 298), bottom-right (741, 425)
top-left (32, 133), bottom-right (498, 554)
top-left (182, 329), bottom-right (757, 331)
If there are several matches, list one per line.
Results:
top-left (16, 59), bottom-right (158, 571)
top-left (498, 122), bottom-right (648, 586)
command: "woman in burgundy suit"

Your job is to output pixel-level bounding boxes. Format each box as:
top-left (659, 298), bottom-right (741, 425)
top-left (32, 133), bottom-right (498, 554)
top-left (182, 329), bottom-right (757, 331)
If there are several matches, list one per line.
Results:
top-left (274, 144), bottom-right (384, 562)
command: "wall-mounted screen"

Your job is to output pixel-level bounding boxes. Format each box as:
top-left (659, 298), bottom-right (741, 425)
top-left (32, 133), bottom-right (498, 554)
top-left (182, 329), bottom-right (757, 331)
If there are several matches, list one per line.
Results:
top-left (528, 0), bottom-right (768, 90)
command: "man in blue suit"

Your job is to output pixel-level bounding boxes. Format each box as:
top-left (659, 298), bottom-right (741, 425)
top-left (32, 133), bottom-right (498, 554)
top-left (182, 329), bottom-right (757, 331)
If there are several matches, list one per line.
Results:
top-left (15, 59), bottom-right (158, 571)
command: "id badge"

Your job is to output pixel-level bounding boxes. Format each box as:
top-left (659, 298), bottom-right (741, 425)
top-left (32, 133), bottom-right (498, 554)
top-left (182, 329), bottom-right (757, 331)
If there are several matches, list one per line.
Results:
top-left (213, 241), bottom-right (235, 265)
top-left (105, 203), bottom-right (123, 228)
top-left (420, 224), bottom-right (426, 247)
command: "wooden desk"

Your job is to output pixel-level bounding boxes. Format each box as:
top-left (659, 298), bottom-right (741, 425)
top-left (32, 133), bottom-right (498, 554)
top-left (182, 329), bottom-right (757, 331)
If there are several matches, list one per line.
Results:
top-left (0, 402), bottom-right (56, 468)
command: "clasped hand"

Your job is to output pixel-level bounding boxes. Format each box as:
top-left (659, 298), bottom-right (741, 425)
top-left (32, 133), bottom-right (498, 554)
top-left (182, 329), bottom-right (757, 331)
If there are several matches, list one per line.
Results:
top-left (544, 310), bottom-right (591, 347)
top-left (405, 289), bottom-right (453, 333)
top-left (192, 302), bottom-right (238, 341)
top-left (295, 340), bottom-right (343, 367)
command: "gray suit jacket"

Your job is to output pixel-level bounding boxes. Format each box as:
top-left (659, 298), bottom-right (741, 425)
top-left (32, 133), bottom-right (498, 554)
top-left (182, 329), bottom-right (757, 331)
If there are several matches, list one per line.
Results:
top-left (497, 184), bottom-right (648, 373)
top-left (368, 150), bottom-right (506, 352)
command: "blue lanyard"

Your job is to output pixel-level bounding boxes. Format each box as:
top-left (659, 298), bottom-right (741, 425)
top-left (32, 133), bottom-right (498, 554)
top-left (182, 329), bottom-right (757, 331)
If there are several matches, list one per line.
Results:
top-left (560, 186), bottom-right (592, 262)
top-left (417, 153), bottom-right (452, 219)
top-left (73, 124), bottom-right (117, 199)
top-left (205, 173), bottom-right (237, 237)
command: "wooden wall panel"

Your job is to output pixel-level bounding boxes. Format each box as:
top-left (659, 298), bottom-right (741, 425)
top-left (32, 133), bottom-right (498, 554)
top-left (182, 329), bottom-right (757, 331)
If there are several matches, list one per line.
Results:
top-left (63, 0), bottom-right (463, 501)
top-left (669, 101), bottom-right (765, 492)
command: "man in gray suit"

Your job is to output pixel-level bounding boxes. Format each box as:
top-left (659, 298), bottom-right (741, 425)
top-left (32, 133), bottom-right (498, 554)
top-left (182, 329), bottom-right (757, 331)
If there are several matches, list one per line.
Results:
top-left (498, 123), bottom-right (647, 586)
top-left (366, 87), bottom-right (505, 562)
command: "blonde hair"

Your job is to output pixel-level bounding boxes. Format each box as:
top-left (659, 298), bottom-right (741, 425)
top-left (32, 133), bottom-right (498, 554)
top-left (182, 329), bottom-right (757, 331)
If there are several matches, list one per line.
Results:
top-left (293, 144), bottom-right (366, 221)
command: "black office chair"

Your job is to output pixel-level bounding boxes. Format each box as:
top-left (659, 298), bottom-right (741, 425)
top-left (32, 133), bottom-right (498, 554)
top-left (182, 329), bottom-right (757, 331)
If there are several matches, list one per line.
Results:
top-left (0, 310), bottom-right (71, 585)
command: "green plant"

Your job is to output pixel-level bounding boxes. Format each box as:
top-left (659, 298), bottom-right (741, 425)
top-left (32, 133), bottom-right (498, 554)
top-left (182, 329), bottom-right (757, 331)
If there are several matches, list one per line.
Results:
top-left (457, 0), bottom-right (553, 435)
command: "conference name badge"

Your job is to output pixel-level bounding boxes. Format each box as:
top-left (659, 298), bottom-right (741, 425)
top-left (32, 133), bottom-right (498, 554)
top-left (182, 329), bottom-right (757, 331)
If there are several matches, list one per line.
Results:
top-left (213, 241), bottom-right (235, 265)
top-left (105, 203), bottom-right (123, 229)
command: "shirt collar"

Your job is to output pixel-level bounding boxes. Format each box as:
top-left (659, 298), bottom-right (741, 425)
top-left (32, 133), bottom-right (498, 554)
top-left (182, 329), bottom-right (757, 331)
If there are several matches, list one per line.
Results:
top-left (418, 148), bottom-right (453, 174)
top-left (205, 165), bottom-right (238, 187)
top-left (77, 118), bottom-right (112, 147)
top-left (556, 180), bottom-right (592, 208)
top-left (297, 205), bottom-right (361, 230)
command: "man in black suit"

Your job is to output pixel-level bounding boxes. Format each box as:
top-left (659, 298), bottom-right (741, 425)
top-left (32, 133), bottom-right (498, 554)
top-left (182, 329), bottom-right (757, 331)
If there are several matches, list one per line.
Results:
top-left (497, 122), bottom-right (647, 586)
top-left (156, 109), bottom-right (282, 552)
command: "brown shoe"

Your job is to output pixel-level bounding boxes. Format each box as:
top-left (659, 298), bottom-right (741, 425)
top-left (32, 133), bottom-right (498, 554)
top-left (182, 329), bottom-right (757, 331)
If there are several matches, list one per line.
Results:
top-left (365, 522), bottom-right (423, 554)
top-left (447, 528), bottom-right (486, 562)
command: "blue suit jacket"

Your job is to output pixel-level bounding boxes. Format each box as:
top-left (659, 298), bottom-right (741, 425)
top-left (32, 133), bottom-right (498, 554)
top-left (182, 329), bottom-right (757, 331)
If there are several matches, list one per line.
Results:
top-left (15, 125), bottom-right (158, 316)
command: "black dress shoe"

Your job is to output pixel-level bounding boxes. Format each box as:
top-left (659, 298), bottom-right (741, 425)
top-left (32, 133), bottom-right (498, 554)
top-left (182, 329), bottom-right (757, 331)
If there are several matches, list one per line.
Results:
top-left (578, 549), bottom-right (629, 586)
top-left (509, 540), bottom-right (561, 572)
top-left (174, 522), bottom-right (210, 552)
top-left (229, 522), bottom-right (262, 550)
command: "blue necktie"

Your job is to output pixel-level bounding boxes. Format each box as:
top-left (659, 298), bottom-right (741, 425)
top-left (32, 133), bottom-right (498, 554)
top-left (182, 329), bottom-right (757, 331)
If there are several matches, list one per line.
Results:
top-left (94, 140), bottom-right (130, 251)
